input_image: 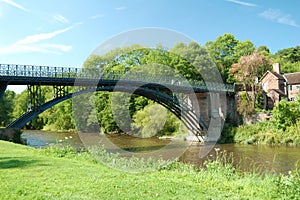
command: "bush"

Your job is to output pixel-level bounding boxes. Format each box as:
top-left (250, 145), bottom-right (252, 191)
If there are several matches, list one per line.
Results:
top-left (272, 99), bottom-right (300, 130)
top-left (219, 123), bottom-right (236, 144)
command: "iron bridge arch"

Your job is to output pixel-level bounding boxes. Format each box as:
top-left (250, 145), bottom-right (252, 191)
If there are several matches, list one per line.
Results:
top-left (7, 85), bottom-right (208, 141)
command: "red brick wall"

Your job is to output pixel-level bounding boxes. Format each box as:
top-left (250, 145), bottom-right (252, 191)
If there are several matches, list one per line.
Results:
top-left (288, 84), bottom-right (300, 99)
top-left (261, 73), bottom-right (280, 92)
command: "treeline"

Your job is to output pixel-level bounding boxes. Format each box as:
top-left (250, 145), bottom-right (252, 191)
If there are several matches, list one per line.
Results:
top-left (1, 33), bottom-right (300, 137)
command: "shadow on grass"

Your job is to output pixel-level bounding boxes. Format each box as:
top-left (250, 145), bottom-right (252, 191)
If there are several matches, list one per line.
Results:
top-left (0, 157), bottom-right (40, 169)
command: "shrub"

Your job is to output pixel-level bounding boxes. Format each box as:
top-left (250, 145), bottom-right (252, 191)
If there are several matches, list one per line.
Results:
top-left (272, 99), bottom-right (300, 130)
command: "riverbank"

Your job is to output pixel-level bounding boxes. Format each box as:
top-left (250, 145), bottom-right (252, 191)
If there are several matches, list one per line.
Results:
top-left (1, 140), bottom-right (299, 199)
top-left (220, 121), bottom-right (300, 146)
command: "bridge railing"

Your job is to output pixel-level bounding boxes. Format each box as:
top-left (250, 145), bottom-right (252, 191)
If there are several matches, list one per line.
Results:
top-left (0, 64), bottom-right (234, 92)
top-left (0, 64), bottom-right (80, 78)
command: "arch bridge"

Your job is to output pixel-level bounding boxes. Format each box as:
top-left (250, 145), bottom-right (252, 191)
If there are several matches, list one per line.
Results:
top-left (0, 64), bottom-right (234, 142)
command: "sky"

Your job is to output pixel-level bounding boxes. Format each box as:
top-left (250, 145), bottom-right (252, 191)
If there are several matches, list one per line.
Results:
top-left (0, 0), bottom-right (299, 92)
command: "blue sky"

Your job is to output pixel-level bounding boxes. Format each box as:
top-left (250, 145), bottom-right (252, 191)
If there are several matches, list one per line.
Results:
top-left (0, 0), bottom-right (299, 68)
top-left (0, 0), bottom-right (299, 93)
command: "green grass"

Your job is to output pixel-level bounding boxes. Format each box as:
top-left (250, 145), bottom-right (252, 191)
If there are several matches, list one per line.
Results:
top-left (0, 140), bottom-right (299, 199)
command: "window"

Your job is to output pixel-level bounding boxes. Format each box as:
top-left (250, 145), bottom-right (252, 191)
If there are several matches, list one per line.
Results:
top-left (262, 82), bottom-right (267, 91)
top-left (296, 85), bottom-right (300, 90)
top-left (289, 85), bottom-right (293, 91)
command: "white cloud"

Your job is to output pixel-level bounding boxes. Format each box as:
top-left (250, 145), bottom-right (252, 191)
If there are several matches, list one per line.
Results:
top-left (1, 0), bottom-right (29, 12)
top-left (53, 14), bottom-right (69, 24)
top-left (115, 6), bottom-right (126, 11)
top-left (226, 0), bottom-right (257, 7)
top-left (259, 9), bottom-right (298, 27)
top-left (0, 43), bottom-right (72, 55)
top-left (40, 44), bottom-right (72, 52)
top-left (16, 26), bottom-right (73, 45)
top-left (0, 26), bottom-right (75, 55)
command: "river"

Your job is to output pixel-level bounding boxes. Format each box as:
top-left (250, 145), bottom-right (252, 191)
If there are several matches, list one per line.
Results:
top-left (22, 130), bottom-right (300, 174)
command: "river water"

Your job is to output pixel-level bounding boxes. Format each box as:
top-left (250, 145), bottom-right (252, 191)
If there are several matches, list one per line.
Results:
top-left (22, 130), bottom-right (300, 174)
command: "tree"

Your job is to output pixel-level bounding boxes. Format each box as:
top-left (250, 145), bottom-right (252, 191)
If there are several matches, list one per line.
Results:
top-left (81, 43), bottom-right (214, 135)
top-left (275, 46), bottom-right (300, 63)
top-left (12, 89), bottom-right (44, 129)
top-left (0, 90), bottom-right (15, 126)
top-left (171, 42), bottom-right (216, 82)
top-left (257, 45), bottom-right (271, 57)
top-left (233, 40), bottom-right (255, 59)
top-left (205, 34), bottom-right (256, 83)
top-left (272, 46), bottom-right (300, 73)
top-left (231, 52), bottom-right (272, 115)
top-left (206, 33), bottom-right (239, 83)
top-left (132, 103), bottom-right (181, 137)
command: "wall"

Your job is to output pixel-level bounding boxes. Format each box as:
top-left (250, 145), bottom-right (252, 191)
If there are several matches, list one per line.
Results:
top-left (288, 84), bottom-right (300, 99)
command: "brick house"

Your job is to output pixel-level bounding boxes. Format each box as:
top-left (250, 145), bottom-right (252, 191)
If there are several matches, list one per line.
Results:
top-left (260, 63), bottom-right (300, 109)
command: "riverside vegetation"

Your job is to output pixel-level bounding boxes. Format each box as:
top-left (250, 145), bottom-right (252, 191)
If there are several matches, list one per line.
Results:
top-left (0, 140), bottom-right (299, 199)
top-left (220, 96), bottom-right (300, 145)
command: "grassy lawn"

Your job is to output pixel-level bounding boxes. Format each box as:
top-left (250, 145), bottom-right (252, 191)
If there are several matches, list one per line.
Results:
top-left (0, 140), bottom-right (298, 199)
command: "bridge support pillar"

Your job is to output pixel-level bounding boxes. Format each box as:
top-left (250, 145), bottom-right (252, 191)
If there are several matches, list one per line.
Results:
top-left (206, 93), bottom-right (225, 142)
top-left (27, 85), bottom-right (43, 111)
top-left (0, 83), bottom-right (7, 100)
top-left (185, 92), bottom-right (226, 142)
top-left (53, 85), bottom-right (68, 98)
top-left (186, 93), bottom-right (209, 141)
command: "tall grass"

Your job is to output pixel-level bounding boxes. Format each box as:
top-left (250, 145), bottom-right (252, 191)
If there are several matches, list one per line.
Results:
top-left (229, 121), bottom-right (300, 145)
top-left (42, 144), bottom-right (195, 173)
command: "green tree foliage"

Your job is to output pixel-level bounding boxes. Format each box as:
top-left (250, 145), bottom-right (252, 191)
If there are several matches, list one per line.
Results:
top-left (132, 103), bottom-right (181, 137)
top-left (42, 99), bottom-right (75, 131)
top-left (280, 62), bottom-right (300, 73)
top-left (205, 33), bottom-right (256, 83)
top-left (274, 46), bottom-right (300, 73)
top-left (171, 42), bottom-right (215, 81)
top-left (256, 45), bottom-right (271, 57)
top-left (272, 99), bottom-right (300, 130)
top-left (12, 90), bottom-right (44, 129)
top-left (275, 46), bottom-right (300, 63)
top-left (0, 90), bottom-right (15, 126)
top-left (80, 43), bottom-right (214, 136)
top-left (233, 40), bottom-right (255, 59)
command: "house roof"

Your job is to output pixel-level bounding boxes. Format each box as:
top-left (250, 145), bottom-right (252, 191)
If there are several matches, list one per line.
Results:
top-left (260, 70), bottom-right (284, 82)
top-left (268, 89), bottom-right (287, 97)
top-left (284, 72), bottom-right (300, 85)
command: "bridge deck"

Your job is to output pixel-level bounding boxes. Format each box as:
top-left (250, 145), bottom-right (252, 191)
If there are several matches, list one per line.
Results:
top-left (0, 64), bottom-right (234, 93)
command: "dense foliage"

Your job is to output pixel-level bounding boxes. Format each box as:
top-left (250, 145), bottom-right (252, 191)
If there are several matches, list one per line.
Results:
top-left (228, 98), bottom-right (300, 145)
top-left (0, 90), bottom-right (15, 126)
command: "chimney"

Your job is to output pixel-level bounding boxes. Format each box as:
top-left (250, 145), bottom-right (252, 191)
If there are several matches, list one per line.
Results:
top-left (273, 62), bottom-right (281, 74)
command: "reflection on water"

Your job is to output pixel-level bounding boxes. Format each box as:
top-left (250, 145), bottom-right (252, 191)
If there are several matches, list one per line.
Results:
top-left (22, 130), bottom-right (300, 174)
top-left (180, 143), bottom-right (300, 174)
top-left (22, 130), bottom-right (83, 148)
